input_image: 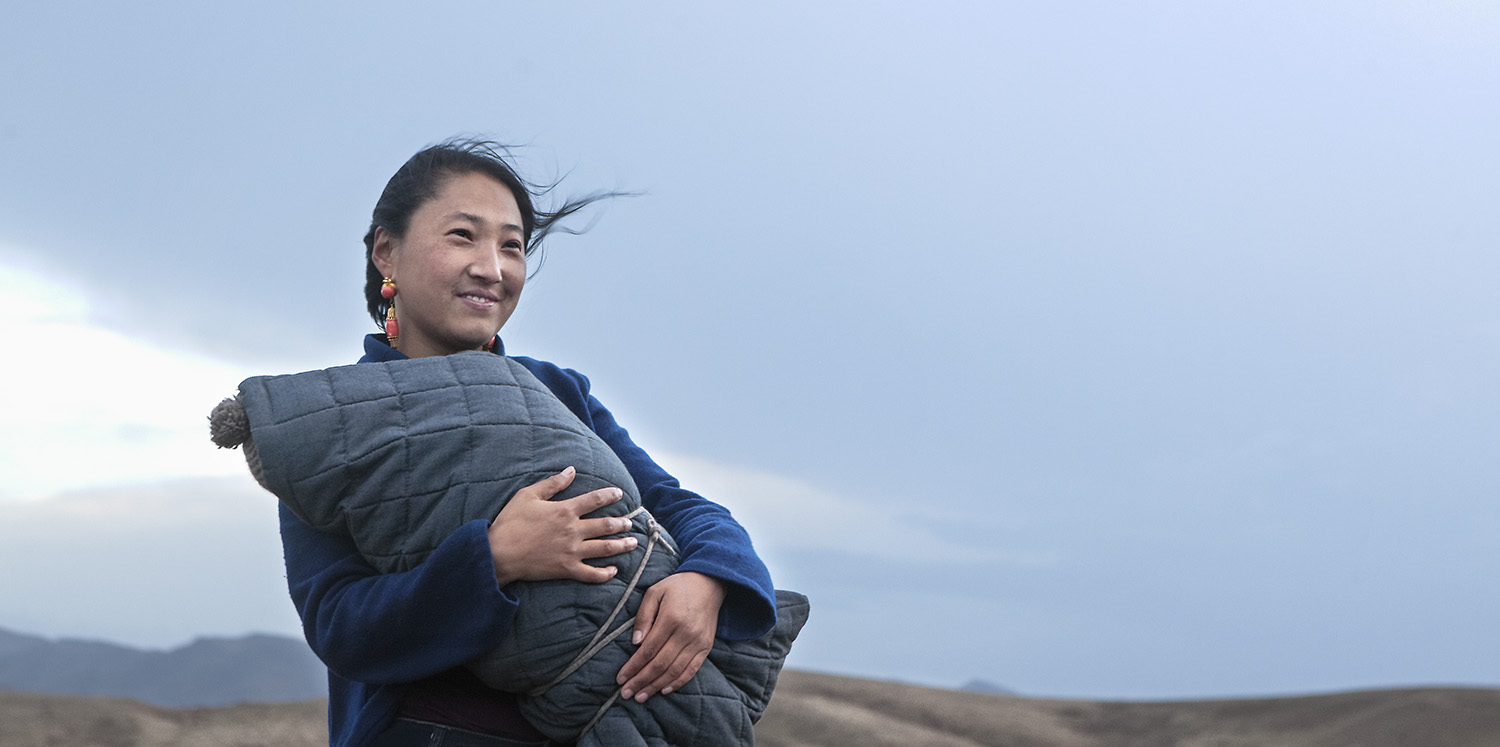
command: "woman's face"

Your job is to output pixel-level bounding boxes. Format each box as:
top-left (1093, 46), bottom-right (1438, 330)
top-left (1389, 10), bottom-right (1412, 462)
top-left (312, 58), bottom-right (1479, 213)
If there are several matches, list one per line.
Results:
top-left (371, 171), bottom-right (526, 358)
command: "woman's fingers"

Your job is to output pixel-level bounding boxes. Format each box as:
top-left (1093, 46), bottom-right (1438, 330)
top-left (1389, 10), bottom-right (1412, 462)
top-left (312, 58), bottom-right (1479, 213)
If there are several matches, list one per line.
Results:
top-left (616, 585), bottom-right (663, 691)
top-left (616, 572), bottom-right (725, 702)
top-left (620, 615), bottom-right (702, 702)
top-left (566, 560), bottom-right (619, 584)
top-left (518, 465), bottom-right (576, 501)
top-left (580, 534), bottom-right (637, 558)
top-left (489, 469), bottom-right (636, 585)
top-left (578, 513), bottom-right (631, 536)
top-left (563, 527), bottom-right (636, 583)
top-left (573, 485), bottom-right (625, 514)
top-left (659, 649), bottom-right (712, 696)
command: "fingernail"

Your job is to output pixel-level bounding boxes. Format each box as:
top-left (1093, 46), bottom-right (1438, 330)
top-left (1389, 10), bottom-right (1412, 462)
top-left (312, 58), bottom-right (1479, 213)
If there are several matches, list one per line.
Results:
top-left (662, 687), bottom-right (673, 695)
top-left (621, 688), bottom-right (633, 700)
top-left (612, 488), bottom-right (624, 500)
top-left (562, 466), bottom-right (575, 476)
top-left (635, 692), bottom-right (649, 703)
top-left (632, 630), bottom-right (643, 645)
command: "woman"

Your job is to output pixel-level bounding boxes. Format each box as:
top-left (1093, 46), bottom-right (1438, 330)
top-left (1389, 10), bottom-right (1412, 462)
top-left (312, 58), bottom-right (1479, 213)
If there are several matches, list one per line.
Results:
top-left (280, 139), bottom-right (778, 747)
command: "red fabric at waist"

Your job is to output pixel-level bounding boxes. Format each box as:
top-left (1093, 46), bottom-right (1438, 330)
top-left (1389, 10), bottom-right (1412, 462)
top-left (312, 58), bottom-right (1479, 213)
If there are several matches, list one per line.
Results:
top-left (398, 667), bottom-right (549, 742)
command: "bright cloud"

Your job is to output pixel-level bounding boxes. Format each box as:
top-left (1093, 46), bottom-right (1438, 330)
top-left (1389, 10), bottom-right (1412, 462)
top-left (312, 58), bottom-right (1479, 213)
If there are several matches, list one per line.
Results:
top-left (0, 251), bottom-right (1005, 562)
top-left (1, 255), bottom-right (258, 499)
top-left (0, 474), bottom-right (300, 648)
top-left (654, 451), bottom-right (1046, 567)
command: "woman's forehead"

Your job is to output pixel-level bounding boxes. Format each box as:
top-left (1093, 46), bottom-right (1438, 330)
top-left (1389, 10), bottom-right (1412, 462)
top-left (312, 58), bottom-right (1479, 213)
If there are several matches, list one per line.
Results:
top-left (421, 172), bottom-right (521, 221)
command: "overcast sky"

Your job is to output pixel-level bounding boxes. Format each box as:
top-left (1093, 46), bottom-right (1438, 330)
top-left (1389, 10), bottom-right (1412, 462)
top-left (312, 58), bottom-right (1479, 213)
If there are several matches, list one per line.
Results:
top-left (1, 1), bottom-right (1497, 700)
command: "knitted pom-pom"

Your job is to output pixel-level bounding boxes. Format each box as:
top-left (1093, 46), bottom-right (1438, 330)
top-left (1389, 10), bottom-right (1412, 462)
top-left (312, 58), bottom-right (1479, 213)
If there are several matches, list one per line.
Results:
top-left (208, 395), bottom-right (270, 490)
top-left (208, 396), bottom-right (250, 449)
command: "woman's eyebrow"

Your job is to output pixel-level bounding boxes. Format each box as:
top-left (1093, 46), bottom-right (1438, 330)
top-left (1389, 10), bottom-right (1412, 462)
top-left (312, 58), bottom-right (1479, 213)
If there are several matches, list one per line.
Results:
top-left (445, 212), bottom-right (523, 233)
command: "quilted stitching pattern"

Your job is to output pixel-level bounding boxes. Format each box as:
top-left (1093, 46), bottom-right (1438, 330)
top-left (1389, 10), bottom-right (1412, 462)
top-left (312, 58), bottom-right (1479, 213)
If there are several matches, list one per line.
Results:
top-left (233, 352), bottom-right (807, 746)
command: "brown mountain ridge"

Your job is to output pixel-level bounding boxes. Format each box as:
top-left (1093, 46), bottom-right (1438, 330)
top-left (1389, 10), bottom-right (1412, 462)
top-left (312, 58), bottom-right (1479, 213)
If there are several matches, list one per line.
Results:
top-left (5, 670), bottom-right (1499, 747)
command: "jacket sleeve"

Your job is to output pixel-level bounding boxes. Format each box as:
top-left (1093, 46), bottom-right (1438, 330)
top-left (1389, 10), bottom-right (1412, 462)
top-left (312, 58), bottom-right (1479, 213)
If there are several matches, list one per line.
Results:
top-left (517, 360), bottom-right (778, 641)
top-left (279, 504), bottom-right (521, 684)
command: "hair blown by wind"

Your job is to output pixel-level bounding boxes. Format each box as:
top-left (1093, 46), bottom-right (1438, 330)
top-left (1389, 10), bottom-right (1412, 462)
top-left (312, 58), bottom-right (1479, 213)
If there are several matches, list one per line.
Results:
top-left (362, 137), bottom-right (637, 328)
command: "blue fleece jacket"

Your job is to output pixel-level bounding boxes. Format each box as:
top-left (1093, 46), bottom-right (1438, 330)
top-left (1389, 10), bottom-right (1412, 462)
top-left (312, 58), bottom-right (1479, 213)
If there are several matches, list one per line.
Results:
top-left (278, 335), bottom-right (776, 747)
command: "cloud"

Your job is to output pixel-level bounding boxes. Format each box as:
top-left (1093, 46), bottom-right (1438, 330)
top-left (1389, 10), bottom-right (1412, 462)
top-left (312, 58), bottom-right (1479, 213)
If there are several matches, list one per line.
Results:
top-left (0, 475), bottom-right (301, 648)
top-left (652, 452), bottom-right (1052, 568)
top-left (0, 254), bottom-right (258, 500)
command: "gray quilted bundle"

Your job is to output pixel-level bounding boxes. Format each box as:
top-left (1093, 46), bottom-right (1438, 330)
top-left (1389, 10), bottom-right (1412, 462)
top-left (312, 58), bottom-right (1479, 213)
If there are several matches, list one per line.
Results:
top-left (208, 352), bottom-right (808, 746)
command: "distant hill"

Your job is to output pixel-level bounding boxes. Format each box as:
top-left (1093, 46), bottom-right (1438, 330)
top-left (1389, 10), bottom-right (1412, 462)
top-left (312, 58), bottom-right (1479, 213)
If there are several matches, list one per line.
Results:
top-left (755, 671), bottom-right (1500, 747)
top-left (5, 670), bottom-right (1500, 747)
top-left (0, 689), bottom-right (327, 747)
top-left (960, 678), bottom-right (1016, 695)
top-left (0, 627), bottom-right (325, 707)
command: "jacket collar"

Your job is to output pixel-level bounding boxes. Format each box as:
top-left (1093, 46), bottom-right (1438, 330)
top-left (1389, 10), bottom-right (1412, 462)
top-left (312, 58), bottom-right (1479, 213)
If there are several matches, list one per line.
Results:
top-left (359, 334), bottom-right (506, 363)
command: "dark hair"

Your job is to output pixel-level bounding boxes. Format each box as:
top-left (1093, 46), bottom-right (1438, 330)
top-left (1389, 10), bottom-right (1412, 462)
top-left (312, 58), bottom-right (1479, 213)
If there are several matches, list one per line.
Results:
top-left (363, 137), bottom-right (619, 327)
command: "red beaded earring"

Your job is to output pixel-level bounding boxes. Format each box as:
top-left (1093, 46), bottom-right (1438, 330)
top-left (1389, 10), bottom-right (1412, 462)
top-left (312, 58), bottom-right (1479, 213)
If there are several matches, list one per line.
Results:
top-left (381, 277), bottom-right (399, 348)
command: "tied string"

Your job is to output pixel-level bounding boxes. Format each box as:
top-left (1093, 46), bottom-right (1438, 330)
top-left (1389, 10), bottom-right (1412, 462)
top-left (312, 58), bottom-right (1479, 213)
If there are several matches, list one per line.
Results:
top-left (528, 506), bottom-right (677, 739)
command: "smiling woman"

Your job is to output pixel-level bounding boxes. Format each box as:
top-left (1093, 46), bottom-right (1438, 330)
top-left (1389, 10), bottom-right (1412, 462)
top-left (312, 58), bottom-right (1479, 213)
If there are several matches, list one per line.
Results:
top-left (359, 141), bottom-right (606, 356)
top-left (369, 172), bottom-right (527, 358)
top-left (268, 139), bottom-right (799, 747)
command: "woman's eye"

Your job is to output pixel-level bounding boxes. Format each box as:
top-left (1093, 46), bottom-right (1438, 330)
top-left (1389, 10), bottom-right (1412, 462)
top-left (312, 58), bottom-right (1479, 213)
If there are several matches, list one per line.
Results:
top-left (449, 228), bottom-right (472, 239)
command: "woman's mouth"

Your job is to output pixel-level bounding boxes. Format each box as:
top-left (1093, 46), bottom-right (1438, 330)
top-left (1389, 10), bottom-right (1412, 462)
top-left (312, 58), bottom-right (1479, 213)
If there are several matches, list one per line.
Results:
top-left (458, 291), bottom-right (499, 308)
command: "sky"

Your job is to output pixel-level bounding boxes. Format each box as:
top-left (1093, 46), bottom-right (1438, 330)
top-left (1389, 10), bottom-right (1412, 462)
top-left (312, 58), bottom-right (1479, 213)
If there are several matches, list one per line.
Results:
top-left (1, 1), bottom-right (1497, 701)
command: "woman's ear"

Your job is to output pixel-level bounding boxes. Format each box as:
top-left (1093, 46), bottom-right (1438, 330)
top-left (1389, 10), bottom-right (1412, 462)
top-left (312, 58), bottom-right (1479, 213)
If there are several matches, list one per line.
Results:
top-left (371, 226), bottom-right (398, 277)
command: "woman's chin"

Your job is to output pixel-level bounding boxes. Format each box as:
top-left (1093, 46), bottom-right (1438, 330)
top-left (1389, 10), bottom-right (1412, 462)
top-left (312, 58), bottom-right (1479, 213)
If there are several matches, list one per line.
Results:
top-left (464, 331), bottom-right (500, 351)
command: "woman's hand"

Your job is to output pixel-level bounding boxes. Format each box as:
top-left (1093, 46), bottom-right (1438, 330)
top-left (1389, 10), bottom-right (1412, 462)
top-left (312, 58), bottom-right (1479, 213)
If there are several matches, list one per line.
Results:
top-left (488, 466), bottom-right (638, 586)
top-left (616, 571), bottom-right (726, 703)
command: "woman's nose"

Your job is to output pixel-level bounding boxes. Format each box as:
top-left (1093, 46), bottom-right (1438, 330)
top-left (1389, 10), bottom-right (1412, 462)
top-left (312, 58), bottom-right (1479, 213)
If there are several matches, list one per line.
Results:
top-left (470, 246), bottom-right (505, 281)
